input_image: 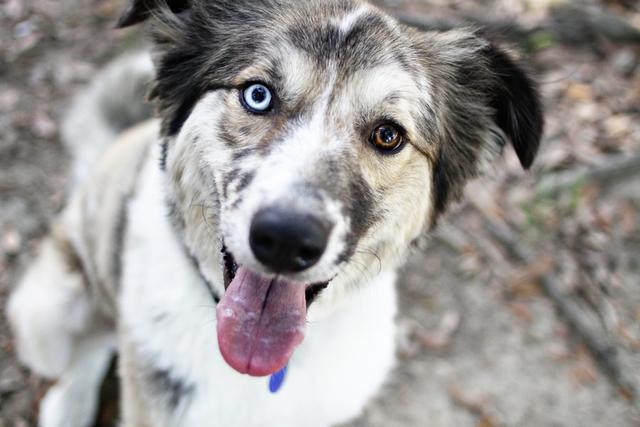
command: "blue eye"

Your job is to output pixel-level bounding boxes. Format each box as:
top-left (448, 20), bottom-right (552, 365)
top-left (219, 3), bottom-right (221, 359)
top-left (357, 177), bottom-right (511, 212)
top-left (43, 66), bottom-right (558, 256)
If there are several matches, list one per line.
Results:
top-left (241, 83), bottom-right (273, 113)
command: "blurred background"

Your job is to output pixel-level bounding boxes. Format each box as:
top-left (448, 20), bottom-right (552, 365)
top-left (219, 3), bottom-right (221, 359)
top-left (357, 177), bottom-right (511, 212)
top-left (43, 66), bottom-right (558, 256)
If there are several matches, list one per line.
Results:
top-left (0, 0), bottom-right (639, 426)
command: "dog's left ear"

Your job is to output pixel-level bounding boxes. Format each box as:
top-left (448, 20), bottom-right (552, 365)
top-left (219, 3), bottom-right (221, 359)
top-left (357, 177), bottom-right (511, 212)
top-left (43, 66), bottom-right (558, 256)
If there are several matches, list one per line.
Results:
top-left (116, 0), bottom-right (191, 28)
top-left (483, 44), bottom-right (544, 169)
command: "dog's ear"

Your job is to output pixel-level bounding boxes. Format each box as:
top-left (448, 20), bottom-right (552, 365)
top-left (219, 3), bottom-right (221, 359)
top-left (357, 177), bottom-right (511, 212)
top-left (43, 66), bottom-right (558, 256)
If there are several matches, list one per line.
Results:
top-left (116, 0), bottom-right (191, 28)
top-left (483, 44), bottom-right (544, 169)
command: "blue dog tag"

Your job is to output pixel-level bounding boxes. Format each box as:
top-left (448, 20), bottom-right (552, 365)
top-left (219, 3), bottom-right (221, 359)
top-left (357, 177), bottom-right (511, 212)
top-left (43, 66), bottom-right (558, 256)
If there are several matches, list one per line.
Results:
top-left (269, 365), bottom-right (288, 393)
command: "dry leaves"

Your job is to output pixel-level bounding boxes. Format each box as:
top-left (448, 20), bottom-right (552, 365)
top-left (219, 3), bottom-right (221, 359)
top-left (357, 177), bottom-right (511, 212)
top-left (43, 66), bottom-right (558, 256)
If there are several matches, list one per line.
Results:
top-left (448, 383), bottom-right (501, 427)
top-left (414, 310), bottom-right (462, 352)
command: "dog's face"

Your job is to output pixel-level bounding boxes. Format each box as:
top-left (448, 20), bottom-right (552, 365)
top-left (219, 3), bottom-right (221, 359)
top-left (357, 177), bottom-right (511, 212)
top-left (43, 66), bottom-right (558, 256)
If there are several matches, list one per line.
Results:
top-left (119, 0), bottom-right (543, 376)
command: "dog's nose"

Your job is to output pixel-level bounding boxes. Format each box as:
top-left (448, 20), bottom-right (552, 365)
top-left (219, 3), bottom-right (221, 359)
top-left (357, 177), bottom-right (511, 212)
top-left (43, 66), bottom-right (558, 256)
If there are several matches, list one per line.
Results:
top-left (249, 207), bottom-right (331, 273)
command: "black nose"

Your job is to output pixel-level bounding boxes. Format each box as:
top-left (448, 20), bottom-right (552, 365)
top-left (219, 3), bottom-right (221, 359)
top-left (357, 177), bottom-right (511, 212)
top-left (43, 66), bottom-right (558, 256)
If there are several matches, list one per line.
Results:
top-left (249, 207), bottom-right (331, 273)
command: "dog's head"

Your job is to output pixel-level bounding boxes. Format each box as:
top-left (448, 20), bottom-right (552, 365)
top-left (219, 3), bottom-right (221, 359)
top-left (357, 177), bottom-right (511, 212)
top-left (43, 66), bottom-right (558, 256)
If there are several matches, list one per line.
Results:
top-left (119, 0), bottom-right (543, 376)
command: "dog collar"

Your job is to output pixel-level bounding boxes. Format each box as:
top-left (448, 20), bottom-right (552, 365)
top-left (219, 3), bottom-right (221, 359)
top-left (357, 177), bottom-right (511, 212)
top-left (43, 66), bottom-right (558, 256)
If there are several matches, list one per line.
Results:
top-left (269, 365), bottom-right (288, 393)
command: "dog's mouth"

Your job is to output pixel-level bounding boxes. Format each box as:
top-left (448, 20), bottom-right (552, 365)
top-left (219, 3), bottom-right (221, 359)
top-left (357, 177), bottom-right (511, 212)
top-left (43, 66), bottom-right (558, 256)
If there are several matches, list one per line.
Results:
top-left (222, 246), bottom-right (329, 305)
top-left (216, 245), bottom-right (329, 377)
top-left (222, 246), bottom-right (238, 290)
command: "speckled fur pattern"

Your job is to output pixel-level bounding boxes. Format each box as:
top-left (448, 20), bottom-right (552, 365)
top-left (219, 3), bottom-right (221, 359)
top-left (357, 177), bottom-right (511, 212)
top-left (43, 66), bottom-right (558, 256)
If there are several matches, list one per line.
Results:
top-left (6, 1), bottom-right (543, 426)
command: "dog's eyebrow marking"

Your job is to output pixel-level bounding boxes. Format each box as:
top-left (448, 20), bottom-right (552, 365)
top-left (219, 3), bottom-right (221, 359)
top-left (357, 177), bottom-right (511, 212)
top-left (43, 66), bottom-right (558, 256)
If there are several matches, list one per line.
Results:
top-left (278, 48), bottom-right (316, 97)
top-left (335, 5), bottom-right (371, 36)
top-left (330, 64), bottom-right (424, 140)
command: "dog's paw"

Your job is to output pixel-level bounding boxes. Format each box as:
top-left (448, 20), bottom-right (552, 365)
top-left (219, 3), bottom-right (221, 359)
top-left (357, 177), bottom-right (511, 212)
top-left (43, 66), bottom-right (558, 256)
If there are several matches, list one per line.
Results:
top-left (39, 382), bottom-right (97, 427)
top-left (7, 284), bottom-right (77, 378)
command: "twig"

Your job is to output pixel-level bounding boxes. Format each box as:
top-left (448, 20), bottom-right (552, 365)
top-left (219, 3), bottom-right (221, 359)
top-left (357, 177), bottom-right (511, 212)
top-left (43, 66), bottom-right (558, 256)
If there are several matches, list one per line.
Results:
top-left (537, 154), bottom-right (640, 198)
top-left (448, 383), bottom-right (501, 426)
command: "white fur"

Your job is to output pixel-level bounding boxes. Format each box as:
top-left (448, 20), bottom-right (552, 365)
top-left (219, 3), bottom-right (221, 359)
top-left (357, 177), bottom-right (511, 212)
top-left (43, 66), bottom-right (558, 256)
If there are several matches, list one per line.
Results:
top-left (219, 90), bottom-right (351, 285)
top-left (280, 48), bottom-right (320, 99)
top-left (62, 52), bottom-right (154, 189)
top-left (334, 5), bottom-right (371, 35)
top-left (8, 10), bottom-right (437, 425)
top-left (120, 144), bottom-right (399, 426)
top-left (39, 335), bottom-right (115, 427)
top-left (166, 92), bottom-right (229, 296)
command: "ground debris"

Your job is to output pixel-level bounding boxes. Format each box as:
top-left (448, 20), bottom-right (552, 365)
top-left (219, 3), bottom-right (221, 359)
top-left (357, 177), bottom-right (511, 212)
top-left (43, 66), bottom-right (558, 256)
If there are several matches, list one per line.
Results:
top-left (414, 310), bottom-right (462, 352)
top-left (448, 383), bottom-right (501, 427)
top-left (2, 0), bottom-right (640, 425)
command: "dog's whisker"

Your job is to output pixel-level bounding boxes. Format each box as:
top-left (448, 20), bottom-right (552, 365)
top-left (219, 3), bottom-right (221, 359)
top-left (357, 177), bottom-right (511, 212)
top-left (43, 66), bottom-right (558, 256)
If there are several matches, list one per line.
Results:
top-left (352, 248), bottom-right (384, 276)
top-left (198, 203), bottom-right (218, 239)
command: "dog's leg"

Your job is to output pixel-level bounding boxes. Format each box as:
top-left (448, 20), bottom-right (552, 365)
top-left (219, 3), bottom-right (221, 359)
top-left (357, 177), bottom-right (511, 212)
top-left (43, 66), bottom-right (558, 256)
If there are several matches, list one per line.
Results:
top-left (39, 334), bottom-right (115, 427)
top-left (7, 234), bottom-right (115, 427)
top-left (7, 237), bottom-right (94, 378)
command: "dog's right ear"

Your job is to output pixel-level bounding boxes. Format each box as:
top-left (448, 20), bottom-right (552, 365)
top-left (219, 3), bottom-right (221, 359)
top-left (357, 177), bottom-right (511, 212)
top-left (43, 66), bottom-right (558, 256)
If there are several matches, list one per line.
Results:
top-left (116, 0), bottom-right (191, 28)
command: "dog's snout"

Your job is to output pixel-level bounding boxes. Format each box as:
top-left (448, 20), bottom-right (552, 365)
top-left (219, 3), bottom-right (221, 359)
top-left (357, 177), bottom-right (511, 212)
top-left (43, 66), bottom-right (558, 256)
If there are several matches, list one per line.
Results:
top-left (249, 207), bottom-right (331, 273)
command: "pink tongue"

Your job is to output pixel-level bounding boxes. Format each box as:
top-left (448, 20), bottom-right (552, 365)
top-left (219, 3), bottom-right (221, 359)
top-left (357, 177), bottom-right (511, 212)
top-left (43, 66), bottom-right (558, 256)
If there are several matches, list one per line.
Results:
top-left (216, 267), bottom-right (306, 377)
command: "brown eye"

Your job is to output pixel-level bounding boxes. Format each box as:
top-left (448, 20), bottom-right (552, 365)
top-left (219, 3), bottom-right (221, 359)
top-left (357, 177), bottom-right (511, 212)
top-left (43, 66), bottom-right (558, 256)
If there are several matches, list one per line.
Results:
top-left (370, 124), bottom-right (404, 152)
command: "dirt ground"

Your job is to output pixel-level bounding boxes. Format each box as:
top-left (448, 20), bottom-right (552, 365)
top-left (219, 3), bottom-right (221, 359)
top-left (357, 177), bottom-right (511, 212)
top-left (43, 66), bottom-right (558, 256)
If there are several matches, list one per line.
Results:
top-left (1, 0), bottom-right (640, 426)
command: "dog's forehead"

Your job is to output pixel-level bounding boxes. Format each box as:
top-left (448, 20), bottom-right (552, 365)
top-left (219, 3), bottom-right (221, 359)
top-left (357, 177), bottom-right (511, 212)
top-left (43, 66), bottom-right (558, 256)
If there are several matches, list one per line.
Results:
top-left (282, 2), bottom-right (406, 71)
top-left (234, 2), bottom-right (421, 117)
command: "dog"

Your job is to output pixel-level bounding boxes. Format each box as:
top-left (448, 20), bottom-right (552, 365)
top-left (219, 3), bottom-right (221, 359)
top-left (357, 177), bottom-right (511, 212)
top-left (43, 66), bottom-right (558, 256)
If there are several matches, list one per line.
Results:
top-left (7, 0), bottom-right (543, 426)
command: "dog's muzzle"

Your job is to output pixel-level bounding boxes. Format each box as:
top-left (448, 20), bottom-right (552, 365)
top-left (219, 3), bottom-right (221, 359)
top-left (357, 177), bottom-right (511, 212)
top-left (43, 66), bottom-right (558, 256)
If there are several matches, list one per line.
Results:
top-left (249, 206), bottom-right (332, 273)
top-left (216, 206), bottom-right (334, 377)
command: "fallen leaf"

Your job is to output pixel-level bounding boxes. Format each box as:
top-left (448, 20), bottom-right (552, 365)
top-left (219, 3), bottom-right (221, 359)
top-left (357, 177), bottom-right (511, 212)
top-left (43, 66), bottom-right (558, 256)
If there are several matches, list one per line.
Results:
top-left (0, 89), bottom-right (20, 113)
top-left (448, 383), bottom-right (491, 415)
top-left (566, 83), bottom-right (594, 102)
top-left (603, 115), bottom-right (632, 139)
top-left (31, 110), bottom-right (57, 139)
top-left (546, 342), bottom-right (572, 361)
top-left (476, 415), bottom-right (498, 427)
top-left (415, 310), bottom-right (462, 352)
top-left (2, 228), bottom-right (22, 256)
top-left (569, 346), bottom-right (599, 386)
top-left (618, 201), bottom-right (637, 235)
top-left (507, 302), bottom-right (533, 322)
top-left (449, 383), bottom-right (500, 426)
top-left (574, 102), bottom-right (601, 122)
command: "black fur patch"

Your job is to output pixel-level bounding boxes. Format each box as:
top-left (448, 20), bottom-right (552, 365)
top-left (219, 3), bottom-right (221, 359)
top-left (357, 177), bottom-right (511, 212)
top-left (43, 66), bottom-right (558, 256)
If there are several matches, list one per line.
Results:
top-left (112, 142), bottom-right (152, 290)
top-left (431, 149), bottom-right (450, 227)
top-left (222, 167), bottom-right (241, 201)
top-left (287, 10), bottom-right (400, 76)
top-left (421, 34), bottom-right (544, 223)
top-left (116, 0), bottom-right (191, 28)
top-left (341, 171), bottom-right (376, 259)
top-left (305, 282), bottom-right (329, 306)
top-left (159, 138), bottom-right (169, 171)
top-left (236, 171), bottom-right (256, 193)
top-left (148, 2), bottom-right (270, 137)
top-left (149, 368), bottom-right (195, 409)
top-left (484, 44), bottom-right (544, 169)
top-left (348, 172), bottom-right (376, 240)
top-left (231, 146), bottom-right (256, 161)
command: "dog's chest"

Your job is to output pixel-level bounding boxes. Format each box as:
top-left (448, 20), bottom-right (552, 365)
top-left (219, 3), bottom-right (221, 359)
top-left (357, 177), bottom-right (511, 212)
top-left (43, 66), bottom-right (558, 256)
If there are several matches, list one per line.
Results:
top-left (117, 147), bottom-right (399, 427)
